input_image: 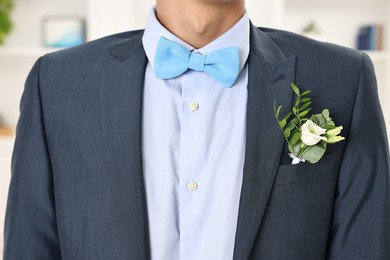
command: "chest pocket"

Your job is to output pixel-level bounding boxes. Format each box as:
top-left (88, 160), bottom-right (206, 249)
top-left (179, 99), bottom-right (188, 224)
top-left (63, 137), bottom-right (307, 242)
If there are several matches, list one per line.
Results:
top-left (274, 152), bottom-right (339, 186)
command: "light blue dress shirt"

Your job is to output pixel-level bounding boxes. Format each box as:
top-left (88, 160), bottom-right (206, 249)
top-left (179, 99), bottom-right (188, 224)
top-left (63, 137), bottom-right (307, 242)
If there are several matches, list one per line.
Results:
top-left (142, 8), bottom-right (250, 260)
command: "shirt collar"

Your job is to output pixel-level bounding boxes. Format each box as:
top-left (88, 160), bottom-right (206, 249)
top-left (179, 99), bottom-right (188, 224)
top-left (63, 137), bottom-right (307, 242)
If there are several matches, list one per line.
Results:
top-left (142, 7), bottom-right (250, 73)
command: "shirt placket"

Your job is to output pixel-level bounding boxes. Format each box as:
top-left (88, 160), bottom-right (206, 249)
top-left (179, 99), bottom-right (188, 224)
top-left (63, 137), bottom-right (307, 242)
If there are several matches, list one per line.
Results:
top-left (179, 71), bottom-right (206, 260)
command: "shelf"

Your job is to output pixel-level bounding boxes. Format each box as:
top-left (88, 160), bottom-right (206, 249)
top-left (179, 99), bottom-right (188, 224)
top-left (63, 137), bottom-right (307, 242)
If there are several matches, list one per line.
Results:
top-left (0, 46), bottom-right (63, 57)
top-left (0, 128), bottom-right (15, 137)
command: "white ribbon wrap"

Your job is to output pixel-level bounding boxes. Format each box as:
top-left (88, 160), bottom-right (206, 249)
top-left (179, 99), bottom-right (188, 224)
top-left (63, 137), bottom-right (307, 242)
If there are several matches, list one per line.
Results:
top-left (289, 153), bottom-right (306, 165)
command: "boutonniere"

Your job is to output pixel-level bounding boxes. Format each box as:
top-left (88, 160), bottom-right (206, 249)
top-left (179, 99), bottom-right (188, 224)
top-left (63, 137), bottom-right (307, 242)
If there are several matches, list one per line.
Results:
top-left (274, 83), bottom-right (345, 164)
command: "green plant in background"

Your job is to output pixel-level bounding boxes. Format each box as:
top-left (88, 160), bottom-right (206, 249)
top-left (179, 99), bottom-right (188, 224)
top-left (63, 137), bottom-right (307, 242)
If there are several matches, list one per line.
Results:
top-left (0, 0), bottom-right (13, 44)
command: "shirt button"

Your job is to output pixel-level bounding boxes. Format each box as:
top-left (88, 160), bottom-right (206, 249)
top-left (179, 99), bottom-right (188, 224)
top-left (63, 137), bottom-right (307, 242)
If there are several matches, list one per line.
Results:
top-left (189, 102), bottom-right (199, 112)
top-left (187, 181), bottom-right (198, 191)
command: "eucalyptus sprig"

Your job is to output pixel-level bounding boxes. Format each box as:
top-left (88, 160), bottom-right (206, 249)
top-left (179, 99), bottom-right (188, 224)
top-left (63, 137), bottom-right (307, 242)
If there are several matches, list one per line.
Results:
top-left (274, 83), bottom-right (344, 164)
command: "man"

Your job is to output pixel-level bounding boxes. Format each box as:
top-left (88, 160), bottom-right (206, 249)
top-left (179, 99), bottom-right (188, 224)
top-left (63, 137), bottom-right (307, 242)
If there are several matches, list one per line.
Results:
top-left (4, 0), bottom-right (390, 259)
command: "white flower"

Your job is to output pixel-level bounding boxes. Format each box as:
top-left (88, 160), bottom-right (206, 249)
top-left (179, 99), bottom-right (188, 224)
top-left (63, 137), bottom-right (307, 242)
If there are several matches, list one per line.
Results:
top-left (300, 120), bottom-right (327, 146)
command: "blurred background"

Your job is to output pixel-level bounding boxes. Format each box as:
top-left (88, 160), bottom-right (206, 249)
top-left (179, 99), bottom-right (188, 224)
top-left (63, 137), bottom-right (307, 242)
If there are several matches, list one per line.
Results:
top-left (1, 0), bottom-right (390, 254)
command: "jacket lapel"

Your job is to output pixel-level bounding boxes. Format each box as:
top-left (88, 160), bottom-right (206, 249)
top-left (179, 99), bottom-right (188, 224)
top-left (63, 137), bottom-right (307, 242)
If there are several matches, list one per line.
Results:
top-left (99, 32), bottom-right (151, 259)
top-left (233, 25), bottom-right (296, 260)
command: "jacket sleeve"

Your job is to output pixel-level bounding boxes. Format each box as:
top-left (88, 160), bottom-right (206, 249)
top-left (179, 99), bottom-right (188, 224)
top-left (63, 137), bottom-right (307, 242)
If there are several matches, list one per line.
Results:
top-left (3, 58), bottom-right (61, 259)
top-left (326, 53), bottom-right (390, 259)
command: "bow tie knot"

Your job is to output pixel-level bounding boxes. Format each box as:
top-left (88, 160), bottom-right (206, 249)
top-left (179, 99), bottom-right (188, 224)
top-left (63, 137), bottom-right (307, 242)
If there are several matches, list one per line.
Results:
top-left (188, 52), bottom-right (206, 71)
top-left (154, 37), bottom-right (240, 88)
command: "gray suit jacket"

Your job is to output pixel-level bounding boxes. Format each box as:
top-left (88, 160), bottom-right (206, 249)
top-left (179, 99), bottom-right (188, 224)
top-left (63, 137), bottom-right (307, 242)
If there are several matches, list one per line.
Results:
top-left (4, 24), bottom-right (390, 259)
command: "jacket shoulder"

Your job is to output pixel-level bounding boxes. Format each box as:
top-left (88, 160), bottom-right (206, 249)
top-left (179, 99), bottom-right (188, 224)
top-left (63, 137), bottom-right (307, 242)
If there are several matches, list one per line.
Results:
top-left (41, 30), bottom-right (145, 65)
top-left (257, 27), bottom-right (367, 93)
top-left (259, 27), bottom-right (362, 65)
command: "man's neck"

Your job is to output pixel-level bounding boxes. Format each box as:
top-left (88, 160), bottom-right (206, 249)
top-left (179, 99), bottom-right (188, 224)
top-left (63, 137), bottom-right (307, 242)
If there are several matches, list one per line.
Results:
top-left (155, 0), bottom-right (245, 49)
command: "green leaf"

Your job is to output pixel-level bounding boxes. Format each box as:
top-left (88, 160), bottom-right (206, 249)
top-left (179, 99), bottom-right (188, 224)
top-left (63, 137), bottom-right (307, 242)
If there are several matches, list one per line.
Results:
top-left (290, 132), bottom-right (301, 146)
top-left (326, 126), bottom-right (343, 137)
top-left (291, 143), bottom-right (301, 156)
top-left (301, 90), bottom-right (312, 96)
top-left (310, 113), bottom-right (325, 127)
top-left (302, 143), bottom-right (327, 164)
top-left (299, 98), bottom-right (311, 103)
top-left (276, 105), bottom-right (282, 117)
top-left (322, 109), bottom-right (330, 118)
top-left (299, 108), bottom-right (312, 118)
top-left (324, 121), bottom-right (336, 129)
top-left (299, 101), bottom-right (312, 111)
top-left (321, 109), bottom-right (335, 126)
top-left (292, 107), bottom-right (297, 115)
top-left (279, 119), bottom-right (287, 129)
top-left (327, 135), bottom-right (345, 143)
top-left (282, 112), bottom-right (293, 121)
top-left (298, 111), bottom-right (309, 118)
top-left (291, 83), bottom-right (300, 96)
top-left (284, 128), bottom-right (291, 138)
top-left (288, 144), bottom-right (294, 154)
top-left (285, 118), bottom-right (299, 132)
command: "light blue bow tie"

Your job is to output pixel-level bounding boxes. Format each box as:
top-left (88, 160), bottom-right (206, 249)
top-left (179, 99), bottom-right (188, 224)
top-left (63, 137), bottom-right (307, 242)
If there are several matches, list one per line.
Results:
top-left (154, 37), bottom-right (240, 88)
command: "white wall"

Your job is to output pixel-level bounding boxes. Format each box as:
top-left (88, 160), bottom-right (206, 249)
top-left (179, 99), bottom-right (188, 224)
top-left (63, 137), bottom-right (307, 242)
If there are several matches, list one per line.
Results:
top-left (87, 0), bottom-right (154, 40)
top-left (246, 0), bottom-right (284, 28)
top-left (0, 55), bottom-right (38, 127)
top-left (283, 0), bottom-right (389, 49)
top-left (0, 137), bottom-right (15, 257)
